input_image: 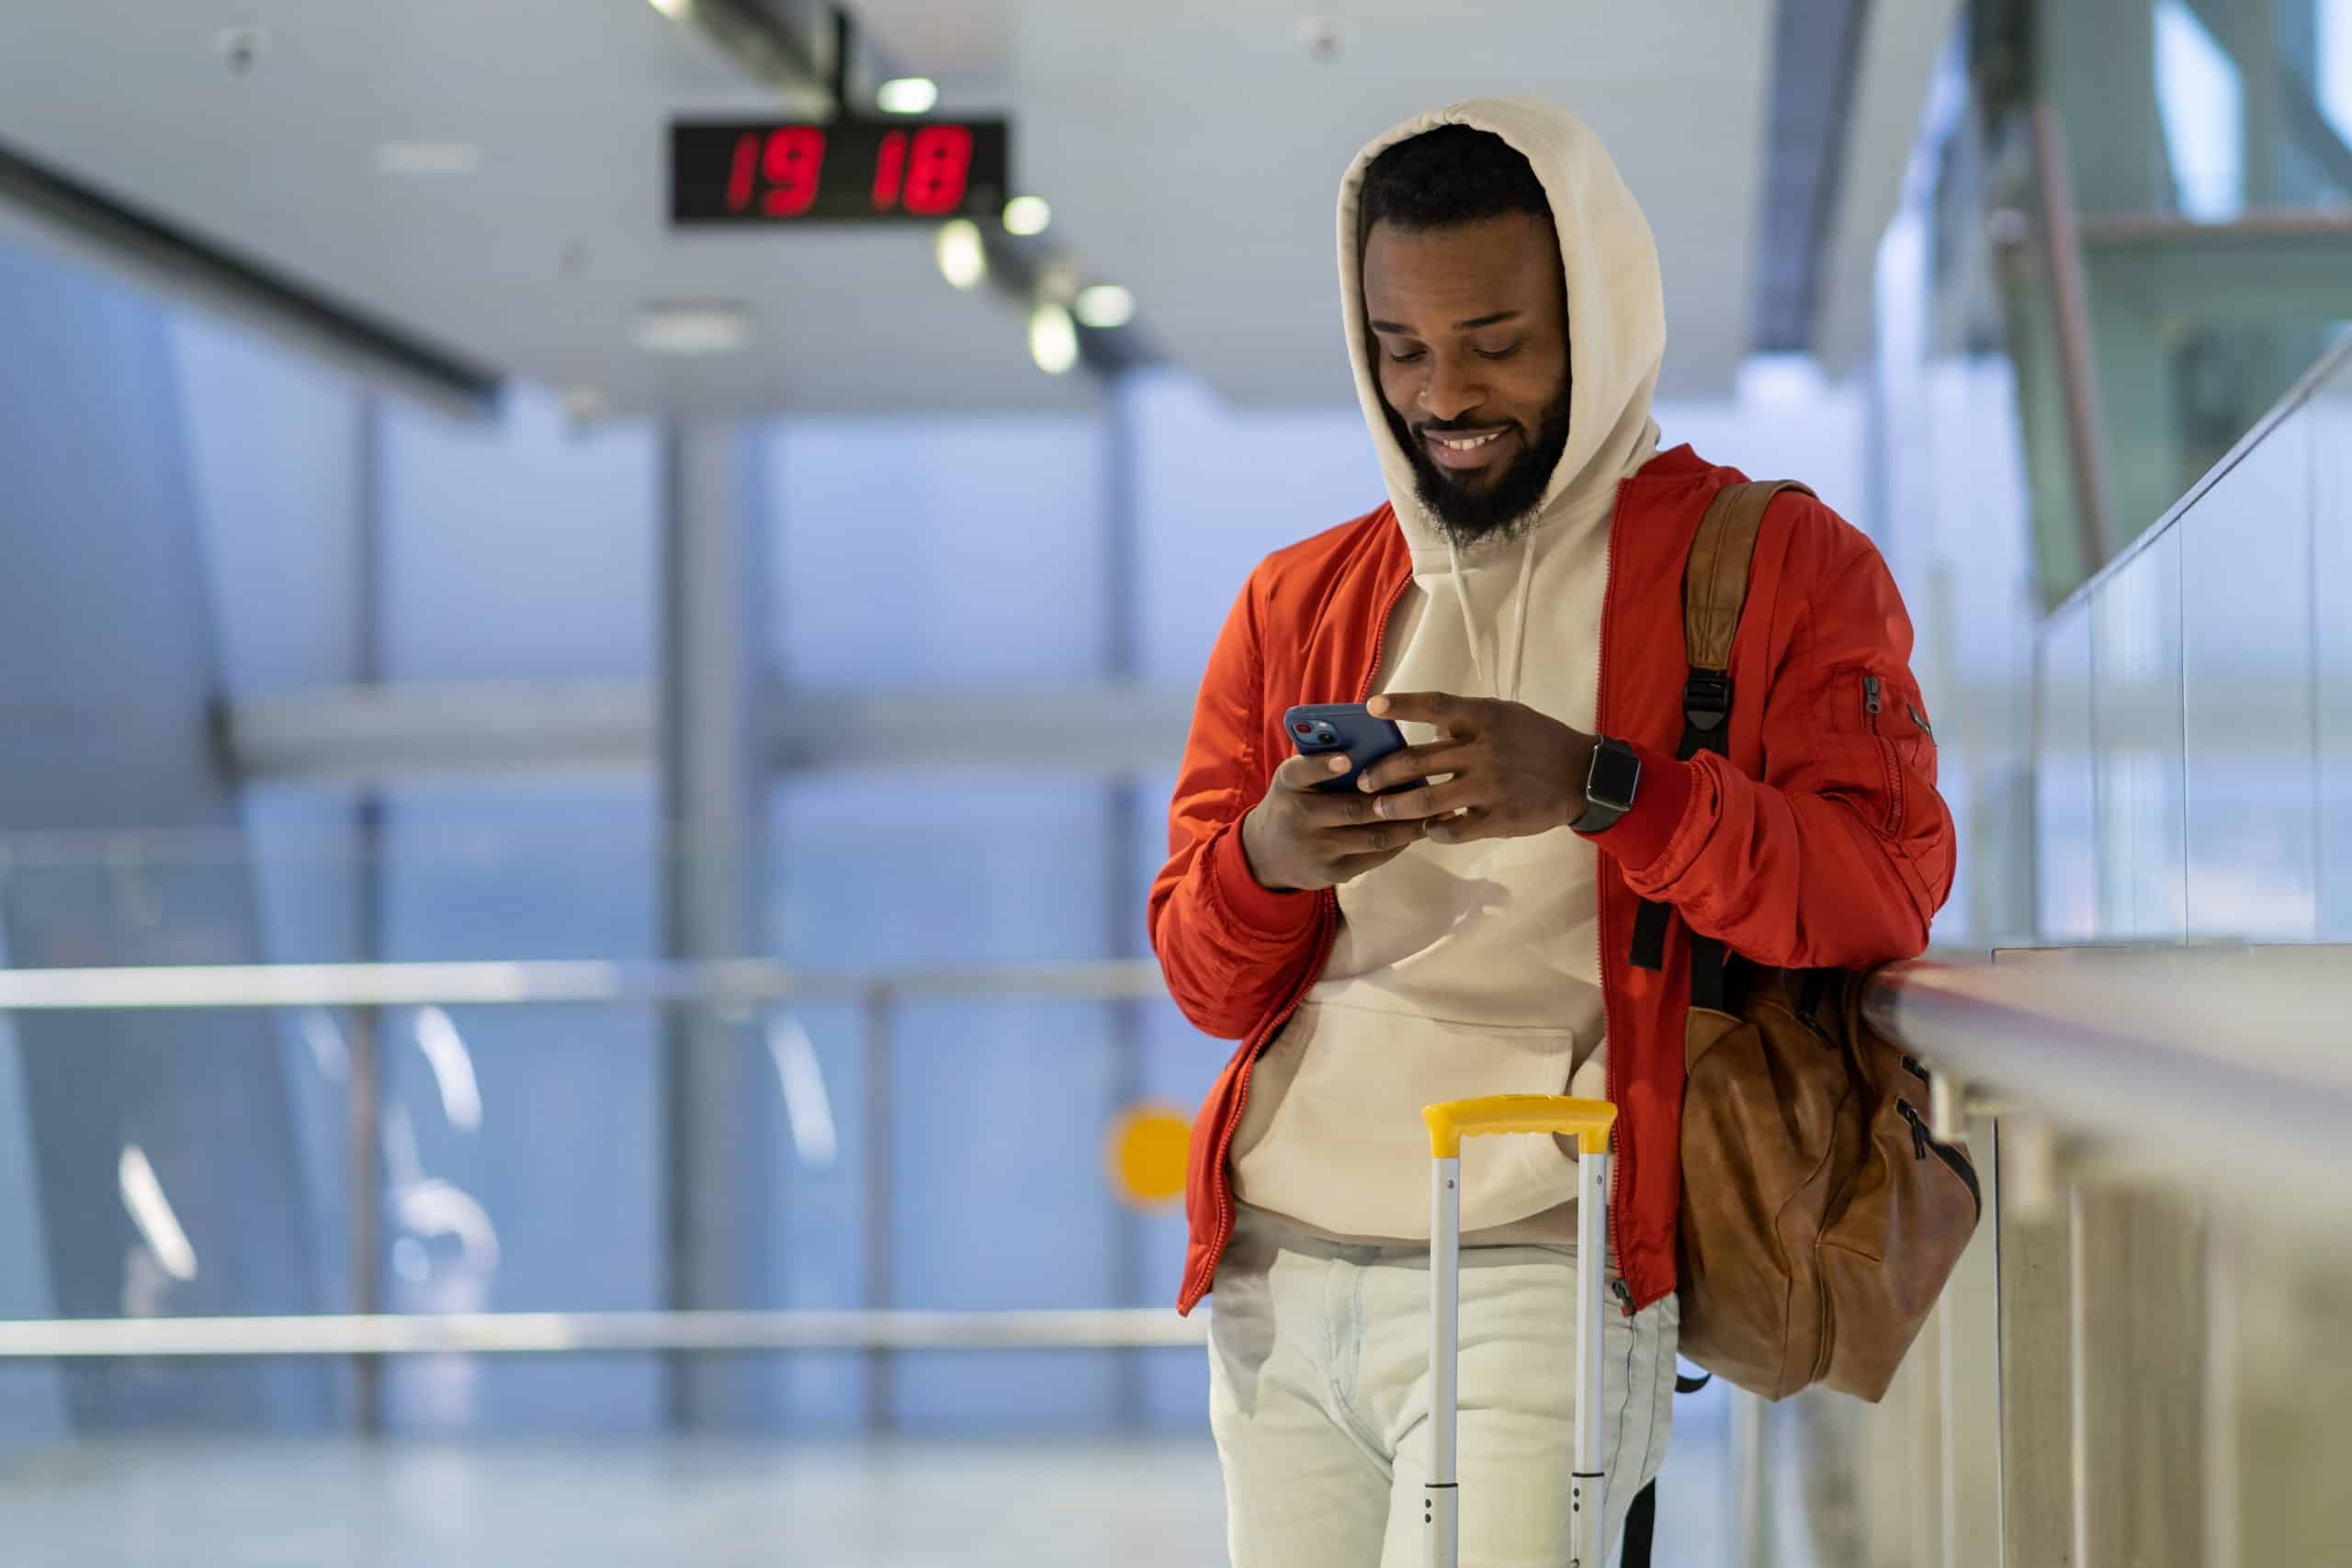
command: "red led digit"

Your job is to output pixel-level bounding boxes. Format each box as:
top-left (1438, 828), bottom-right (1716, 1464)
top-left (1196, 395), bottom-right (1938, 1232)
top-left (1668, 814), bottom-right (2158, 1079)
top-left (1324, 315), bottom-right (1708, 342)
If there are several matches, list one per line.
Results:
top-left (872, 129), bottom-right (908, 210)
top-left (760, 127), bottom-right (827, 217)
top-left (727, 131), bottom-right (761, 213)
top-left (901, 124), bottom-right (972, 216)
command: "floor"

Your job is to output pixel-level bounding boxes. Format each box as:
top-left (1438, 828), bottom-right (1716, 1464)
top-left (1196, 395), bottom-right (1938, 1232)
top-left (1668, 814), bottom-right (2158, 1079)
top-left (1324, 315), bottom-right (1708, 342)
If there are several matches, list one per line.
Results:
top-left (0, 1430), bottom-right (1733, 1565)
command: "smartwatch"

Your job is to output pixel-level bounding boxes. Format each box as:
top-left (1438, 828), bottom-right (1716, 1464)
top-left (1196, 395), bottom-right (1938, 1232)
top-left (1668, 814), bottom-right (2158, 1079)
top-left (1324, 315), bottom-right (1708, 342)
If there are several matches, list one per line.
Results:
top-left (1573, 737), bottom-right (1641, 834)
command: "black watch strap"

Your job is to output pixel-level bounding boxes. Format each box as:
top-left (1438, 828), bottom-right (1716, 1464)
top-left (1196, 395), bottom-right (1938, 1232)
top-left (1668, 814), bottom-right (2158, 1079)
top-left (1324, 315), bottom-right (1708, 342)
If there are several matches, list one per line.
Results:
top-left (1573, 737), bottom-right (1641, 834)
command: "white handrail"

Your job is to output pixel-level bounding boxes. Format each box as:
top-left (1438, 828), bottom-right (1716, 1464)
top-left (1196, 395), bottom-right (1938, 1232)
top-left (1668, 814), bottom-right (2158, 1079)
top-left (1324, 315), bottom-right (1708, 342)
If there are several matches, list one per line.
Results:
top-left (0, 956), bottom-right (1170, 1010)
top-left (0, 1307), bottom-right (1205, 1359)
top-left (1861, 945), bottom-right (2352, 1215)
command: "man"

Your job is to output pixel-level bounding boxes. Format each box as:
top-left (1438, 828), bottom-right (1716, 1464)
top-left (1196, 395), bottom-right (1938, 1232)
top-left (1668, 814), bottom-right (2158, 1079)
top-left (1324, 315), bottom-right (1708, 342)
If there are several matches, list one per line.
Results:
top-left (1148, 99), bottom-right (1954, 1564)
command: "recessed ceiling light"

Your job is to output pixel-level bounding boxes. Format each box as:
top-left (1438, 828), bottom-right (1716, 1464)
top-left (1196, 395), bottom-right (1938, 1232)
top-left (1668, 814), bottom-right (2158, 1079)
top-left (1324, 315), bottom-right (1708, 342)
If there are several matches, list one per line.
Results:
top-left (633, 301), bottom-right (750, 355)
top-left (1074, 284), bottom-right (1136, 330)
top-left (1002, 196), bottom-right (1051, 236)
top-left (376, 141), bottom-right (483, 177)
top-left (646, 0), bottom-right (693, 18)
top-left (877, 77), bottom-right (939, 115)
top-left (935, 220), bottom-right (987, 289)
top-left (1030, 302), bottom-right (1079, 375)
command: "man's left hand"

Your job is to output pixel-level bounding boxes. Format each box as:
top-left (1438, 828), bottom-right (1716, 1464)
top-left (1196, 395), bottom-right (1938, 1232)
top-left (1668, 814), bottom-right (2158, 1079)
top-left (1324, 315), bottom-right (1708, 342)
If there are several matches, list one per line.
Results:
top-left (1355, 692), bottom-right (1598, 844)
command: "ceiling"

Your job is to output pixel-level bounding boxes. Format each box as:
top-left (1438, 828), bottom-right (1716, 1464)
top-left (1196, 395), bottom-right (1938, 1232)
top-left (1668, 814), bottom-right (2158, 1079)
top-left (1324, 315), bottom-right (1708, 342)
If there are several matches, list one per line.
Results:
top-left (0, 0), bottom-right (1784, 416)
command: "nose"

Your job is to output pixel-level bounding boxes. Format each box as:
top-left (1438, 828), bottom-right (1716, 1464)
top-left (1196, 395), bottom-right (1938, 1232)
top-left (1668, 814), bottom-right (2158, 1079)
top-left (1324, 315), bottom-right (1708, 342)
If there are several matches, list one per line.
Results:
top-left (1419, 355), bottom-right (1486, 424)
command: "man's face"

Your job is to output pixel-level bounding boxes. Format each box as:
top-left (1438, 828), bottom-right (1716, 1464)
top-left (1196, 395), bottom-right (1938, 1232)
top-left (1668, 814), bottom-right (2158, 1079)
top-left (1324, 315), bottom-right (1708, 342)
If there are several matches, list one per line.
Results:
top-left (1362, 212), bottom-right (1571, 546)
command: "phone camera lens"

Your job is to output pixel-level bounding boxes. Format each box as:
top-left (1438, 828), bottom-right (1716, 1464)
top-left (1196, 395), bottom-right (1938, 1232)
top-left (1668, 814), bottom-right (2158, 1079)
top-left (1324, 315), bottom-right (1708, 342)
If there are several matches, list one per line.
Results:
top-left (1295, 723), bottom-right (1313, 735)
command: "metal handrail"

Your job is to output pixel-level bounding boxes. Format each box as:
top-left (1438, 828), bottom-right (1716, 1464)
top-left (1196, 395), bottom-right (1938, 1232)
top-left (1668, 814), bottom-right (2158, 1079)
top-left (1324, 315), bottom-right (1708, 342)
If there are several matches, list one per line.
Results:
top-left (0, 1307), bottom-right (1204, 1359)
top-left (6, 945), bottom-right (2347, 1365)
top-left (0, 957), bottom-right (1170, 1010)
top-left (1861, 945), bottom-right (2352, 1214)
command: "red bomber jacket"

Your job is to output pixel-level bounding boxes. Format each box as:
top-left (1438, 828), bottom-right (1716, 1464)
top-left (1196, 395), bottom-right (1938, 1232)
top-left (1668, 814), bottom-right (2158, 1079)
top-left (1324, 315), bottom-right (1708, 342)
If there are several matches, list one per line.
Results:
top-left (1149, 445), bottom-right (1956, 1316)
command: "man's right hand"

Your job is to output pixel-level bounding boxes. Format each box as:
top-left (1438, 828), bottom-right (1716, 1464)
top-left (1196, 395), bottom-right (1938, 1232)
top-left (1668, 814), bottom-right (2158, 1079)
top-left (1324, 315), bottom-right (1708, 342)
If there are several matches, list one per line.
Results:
top-left (1239, 752), bottom-right (1429, 893)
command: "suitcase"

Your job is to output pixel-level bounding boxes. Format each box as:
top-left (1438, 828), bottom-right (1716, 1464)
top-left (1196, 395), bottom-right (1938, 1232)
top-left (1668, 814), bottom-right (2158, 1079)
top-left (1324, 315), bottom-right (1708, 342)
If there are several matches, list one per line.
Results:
top-left (1421, 1094), bottom-right (1619, 1568)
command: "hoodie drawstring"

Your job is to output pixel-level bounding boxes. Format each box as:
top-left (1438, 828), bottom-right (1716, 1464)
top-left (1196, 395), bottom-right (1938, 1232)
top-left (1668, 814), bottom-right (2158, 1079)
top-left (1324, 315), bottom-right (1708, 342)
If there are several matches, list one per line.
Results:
top-left (1443, 529), bottom-right (1540, 705)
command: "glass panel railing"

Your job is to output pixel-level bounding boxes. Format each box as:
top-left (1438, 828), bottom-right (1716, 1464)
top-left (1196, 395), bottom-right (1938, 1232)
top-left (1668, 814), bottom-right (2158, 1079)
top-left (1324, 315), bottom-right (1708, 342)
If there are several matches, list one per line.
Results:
top-left (2036, 333), bottom-right (2351, 942)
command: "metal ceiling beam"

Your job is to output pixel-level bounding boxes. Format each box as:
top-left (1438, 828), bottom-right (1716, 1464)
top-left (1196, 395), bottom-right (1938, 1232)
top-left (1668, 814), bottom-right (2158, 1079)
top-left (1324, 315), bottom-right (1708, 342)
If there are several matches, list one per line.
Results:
top-left (218, 681), bottom-right (1201, 783)
top-left (1754, 0), bottom-right (1876, 354)
top-left (0, 133), bottom-right (502, 423)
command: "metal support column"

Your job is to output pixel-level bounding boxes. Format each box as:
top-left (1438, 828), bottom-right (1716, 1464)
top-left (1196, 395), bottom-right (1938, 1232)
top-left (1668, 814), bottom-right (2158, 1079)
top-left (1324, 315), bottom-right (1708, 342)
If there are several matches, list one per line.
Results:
top-left (657, 421), bottom-right (777, 1428)
top-left (2070, 1187), bottom-right (2208, 1568)
top-left (1103, 372), bottom-right (1147, 1427)
top-left (348, 393), bottom-right (386, 1435)
top-left (859, 986), bottom-right (894, 1429)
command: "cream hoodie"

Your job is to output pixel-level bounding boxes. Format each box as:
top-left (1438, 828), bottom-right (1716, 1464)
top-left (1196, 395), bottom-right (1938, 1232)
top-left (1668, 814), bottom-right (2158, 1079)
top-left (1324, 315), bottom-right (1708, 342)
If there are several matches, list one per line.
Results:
top-left (1230, 98), bottom-right (1668, 1243)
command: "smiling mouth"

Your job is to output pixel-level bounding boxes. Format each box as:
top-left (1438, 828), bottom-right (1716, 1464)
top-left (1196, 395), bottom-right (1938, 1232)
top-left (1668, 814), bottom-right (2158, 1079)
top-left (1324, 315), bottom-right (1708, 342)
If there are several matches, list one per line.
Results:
top-left (1421, 427), bottom-right (1514, 470)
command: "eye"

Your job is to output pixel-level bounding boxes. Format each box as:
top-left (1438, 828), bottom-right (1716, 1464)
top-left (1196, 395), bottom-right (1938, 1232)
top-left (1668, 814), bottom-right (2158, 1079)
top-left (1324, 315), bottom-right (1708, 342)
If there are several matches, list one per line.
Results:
top-left (1474, 340), bottom-right (1525, 362)
top-left (1385, 348), bottom-right (1426, 366)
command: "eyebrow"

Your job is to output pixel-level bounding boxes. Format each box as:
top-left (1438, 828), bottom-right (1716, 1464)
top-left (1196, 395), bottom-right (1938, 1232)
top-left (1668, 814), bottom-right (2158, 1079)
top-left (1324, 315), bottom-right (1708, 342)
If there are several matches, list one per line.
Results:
top-left (1366, 310), bottom-right (1524, 334)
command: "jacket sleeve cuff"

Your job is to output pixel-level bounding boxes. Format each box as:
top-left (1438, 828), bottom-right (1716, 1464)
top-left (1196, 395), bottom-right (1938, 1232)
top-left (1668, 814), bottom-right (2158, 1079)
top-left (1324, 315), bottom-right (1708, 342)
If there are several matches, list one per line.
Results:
top-left (1577, 741), bottom-right (1697, 876)
top-left (1208, 818), bottom-right (1324, 938)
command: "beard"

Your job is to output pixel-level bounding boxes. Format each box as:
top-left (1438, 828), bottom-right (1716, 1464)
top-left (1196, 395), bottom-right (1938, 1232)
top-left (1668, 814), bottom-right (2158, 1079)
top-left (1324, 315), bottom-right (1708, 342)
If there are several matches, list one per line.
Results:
top-left (1384, 377), bottom-right (1573, 549)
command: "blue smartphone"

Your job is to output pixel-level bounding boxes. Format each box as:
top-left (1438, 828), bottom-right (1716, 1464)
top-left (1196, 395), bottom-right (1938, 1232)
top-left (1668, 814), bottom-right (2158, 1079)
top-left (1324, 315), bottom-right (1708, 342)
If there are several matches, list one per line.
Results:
top-left (1283, 703), bottom-right (1412, 794)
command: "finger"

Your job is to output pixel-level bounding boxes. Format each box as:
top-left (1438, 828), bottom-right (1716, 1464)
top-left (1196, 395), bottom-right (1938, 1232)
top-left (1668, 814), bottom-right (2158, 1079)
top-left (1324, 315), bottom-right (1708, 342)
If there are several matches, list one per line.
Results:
top-left (1355, 740), bottom-right (1474, 795)
top-left (1366, 691), bottom-right (1482, 736)
top-left (1290, 783), bottom-right (1402, 829)
top-left (1313, 817), bottom-right (1429, 855)
top-left (1365, 776), bottom-right (1486, 824)
top-left (1423, 807), bottom-right (1503, 845)
top-left (1272, 751), bottom-right (1357, 793)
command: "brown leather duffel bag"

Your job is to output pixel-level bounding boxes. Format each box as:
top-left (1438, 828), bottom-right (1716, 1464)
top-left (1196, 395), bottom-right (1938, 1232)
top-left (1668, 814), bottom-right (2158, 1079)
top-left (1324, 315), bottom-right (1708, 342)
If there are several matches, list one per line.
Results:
top-left (1640, 481), bottom-right (1982, 1403)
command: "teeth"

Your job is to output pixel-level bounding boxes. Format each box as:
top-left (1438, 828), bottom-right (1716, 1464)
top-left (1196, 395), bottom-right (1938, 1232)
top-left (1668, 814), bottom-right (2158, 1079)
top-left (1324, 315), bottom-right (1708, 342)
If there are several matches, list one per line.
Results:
top-left (1439, 433), bottom-right (1500, 451)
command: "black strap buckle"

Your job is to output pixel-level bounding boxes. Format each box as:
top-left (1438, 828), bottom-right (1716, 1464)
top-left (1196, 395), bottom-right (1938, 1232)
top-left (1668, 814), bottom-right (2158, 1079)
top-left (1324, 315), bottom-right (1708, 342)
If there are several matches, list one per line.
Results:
top-left (1682, 671), bottom-right (1733, 736)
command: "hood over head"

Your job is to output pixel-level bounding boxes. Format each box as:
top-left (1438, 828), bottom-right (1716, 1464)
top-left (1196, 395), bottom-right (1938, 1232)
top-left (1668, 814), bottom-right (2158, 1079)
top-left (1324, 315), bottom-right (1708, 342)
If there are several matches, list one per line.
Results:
top-left (1338, 97), bottom-right (1666, 551)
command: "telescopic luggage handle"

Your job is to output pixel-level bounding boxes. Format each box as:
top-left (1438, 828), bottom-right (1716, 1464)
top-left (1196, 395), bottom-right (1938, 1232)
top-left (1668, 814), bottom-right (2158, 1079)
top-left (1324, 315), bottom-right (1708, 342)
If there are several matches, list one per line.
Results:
top-left (1422, 1095), bottom-right (1618, 1568)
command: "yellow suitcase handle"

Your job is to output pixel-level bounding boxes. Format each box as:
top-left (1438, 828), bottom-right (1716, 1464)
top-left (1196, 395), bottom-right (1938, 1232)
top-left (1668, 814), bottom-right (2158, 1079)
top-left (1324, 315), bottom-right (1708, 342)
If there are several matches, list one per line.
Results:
top-left (1422, 1093), bottom-right (1617, 1159)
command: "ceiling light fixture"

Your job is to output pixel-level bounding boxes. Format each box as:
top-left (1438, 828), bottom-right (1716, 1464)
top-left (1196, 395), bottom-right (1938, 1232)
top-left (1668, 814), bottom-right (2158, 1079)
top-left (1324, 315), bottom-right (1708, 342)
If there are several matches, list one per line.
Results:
top-left (646, 0), bottom-right (694, 18)
top-left (876, 77), bottom-right (939, 115)
top-left (1074, 284), bottom-right (1136, 330)
top-left (1002, 196), bottom-right (1052, 236)
top-left (1030, 302), bottom-right (1080, 375)
top-left (632, 301), bottom-right (750, 355)
top-left (935, 220), bottom-right (988, 289)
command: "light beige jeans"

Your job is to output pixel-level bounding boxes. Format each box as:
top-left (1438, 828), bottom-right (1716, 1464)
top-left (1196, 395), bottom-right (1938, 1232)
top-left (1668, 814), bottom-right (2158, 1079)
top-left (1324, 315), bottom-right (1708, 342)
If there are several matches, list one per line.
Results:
top-left (1208, 1205), bottom-right (1677, 1567)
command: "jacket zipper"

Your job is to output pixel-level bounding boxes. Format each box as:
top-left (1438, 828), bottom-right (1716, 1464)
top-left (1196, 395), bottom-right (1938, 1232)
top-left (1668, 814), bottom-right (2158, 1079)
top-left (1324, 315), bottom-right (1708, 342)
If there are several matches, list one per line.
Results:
top-left (1862, 673), bottom-right (1903, 835)
top-left (1599, 475), bottom-right (1633, 1314)
top-left (1191, 559), bottom-right (1415, 1307)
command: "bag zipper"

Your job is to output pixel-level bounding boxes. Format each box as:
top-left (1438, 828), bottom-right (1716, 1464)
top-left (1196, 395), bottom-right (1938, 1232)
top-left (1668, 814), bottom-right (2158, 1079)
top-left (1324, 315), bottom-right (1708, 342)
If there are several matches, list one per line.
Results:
top-left (1895, 1099), bottom-right (1983, 1218)
top-left (1897, 1098), bottom-right (1929, 1160)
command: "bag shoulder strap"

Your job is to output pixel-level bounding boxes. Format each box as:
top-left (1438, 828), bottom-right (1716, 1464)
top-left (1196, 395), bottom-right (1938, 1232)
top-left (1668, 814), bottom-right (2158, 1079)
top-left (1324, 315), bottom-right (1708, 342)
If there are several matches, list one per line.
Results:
top-left (1679, 479), bottom-right (1815, 742)
top-left (1630, 480), bottom-right (1815, 990)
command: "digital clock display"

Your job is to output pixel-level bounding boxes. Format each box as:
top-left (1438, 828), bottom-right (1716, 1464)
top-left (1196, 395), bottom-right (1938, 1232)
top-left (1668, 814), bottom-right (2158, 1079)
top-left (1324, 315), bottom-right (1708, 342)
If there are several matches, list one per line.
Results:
top-left (669, 118), bottom-right (1010, 224)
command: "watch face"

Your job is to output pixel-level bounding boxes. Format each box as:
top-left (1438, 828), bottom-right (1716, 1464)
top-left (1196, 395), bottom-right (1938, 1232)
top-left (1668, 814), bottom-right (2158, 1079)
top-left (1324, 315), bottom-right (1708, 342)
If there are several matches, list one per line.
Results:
top-left (1588, 741), bottom-right (1640, 811)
